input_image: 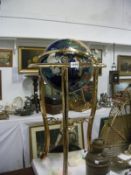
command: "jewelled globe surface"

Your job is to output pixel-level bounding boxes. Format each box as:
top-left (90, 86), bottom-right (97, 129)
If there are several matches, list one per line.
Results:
top-left (40, 39), bottom-right (93, 92)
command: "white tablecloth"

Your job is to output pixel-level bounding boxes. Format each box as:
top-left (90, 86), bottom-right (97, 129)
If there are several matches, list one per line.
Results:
top-left (0, 113), bottom-right (42, 173)
top-left (0, 108), bottom-right (111, 173)
top-left (32, 150), bottom-right (127, 175)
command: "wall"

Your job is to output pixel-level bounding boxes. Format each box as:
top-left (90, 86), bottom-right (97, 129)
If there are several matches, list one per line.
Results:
top-left (0, 38), bottom-right (53, 105)
top-left (0, 0), bottom-right (131, 44)
top-left (0, 0), bottom-right (131, 105)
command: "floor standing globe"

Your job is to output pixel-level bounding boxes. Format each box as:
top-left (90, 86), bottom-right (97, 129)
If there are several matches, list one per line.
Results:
top-left (40, 39), bottom-right (93, 92)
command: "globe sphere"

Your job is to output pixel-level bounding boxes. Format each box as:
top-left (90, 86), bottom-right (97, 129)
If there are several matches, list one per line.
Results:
top-left (40, 39), bottom-right (93, 92)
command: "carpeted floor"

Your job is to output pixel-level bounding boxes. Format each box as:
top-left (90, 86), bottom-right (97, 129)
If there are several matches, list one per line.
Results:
top-left (0, 167), bottom-right (35, 175)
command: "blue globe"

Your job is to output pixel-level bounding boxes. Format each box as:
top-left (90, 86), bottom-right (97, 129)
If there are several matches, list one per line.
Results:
top-left (40, 39), bottom-right (93, 92)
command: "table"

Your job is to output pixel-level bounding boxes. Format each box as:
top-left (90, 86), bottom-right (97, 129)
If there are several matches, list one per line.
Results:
top-left (0, 108), bottom-right (111, 173)
top-left (32, 151), bottom-right (128, 175)
top-left (0, 113), bottom-right (42, 173)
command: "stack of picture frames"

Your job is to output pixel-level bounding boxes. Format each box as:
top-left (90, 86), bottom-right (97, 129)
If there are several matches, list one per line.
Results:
top-left (29, 118), bottom-right (84, 160)
top-left (0, 49), bottom-right (13, 100)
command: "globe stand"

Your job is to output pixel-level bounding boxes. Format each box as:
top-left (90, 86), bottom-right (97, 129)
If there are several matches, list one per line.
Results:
top-left (29, 39), bottom-right (105, 175)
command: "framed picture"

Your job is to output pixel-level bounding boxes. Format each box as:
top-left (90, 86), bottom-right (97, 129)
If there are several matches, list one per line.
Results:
top-left (0, 49), bottom-right (12, 67)
top-left (114, 79), bottom-right (131, 94)
top-left (91, 49), bottom-right (102, 75)
top-left (0, 70), bottom-right (2, 100)
top-left (117, 55), bottom-right (131, 76)
top-left (18, 47), bottom-right (45, 74)
top-left (29, 121), bottom-right (84, 159)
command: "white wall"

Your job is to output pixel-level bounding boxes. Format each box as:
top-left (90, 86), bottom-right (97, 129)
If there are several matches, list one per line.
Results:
top-left (0, 0), bottom-right (131, 44)
top-left (0, 0), bottom-right (131, 105)
top-left (0, 38), bottom-right (53, 105)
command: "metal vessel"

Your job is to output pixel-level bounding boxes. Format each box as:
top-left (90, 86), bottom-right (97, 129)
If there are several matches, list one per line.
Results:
top-left (86, 139), bottom-right (110, 175)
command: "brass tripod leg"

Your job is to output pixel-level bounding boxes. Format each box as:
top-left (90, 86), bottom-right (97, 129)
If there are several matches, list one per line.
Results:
top-left (87, 68), bottom-right (99, 150)
top-left (61, 67), bottom-right (69, 175)
top-left (39, 77), bottom-right (50, 159)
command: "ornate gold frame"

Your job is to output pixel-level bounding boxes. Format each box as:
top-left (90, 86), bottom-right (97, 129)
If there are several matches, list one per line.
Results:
top-left (18, 47), bottom-right (45, 74)
top-left (117, 55), bottom-right (131, 76)
top-left (29, 121), bottom-right (84, 160)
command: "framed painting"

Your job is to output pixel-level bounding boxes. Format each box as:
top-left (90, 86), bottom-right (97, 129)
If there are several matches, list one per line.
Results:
top-left (91, 49), bottom-right (102, 75)
top-left (113, 79), bottom-right (131, 94)
top-left (29, 121), bottom-right (84, 159)
top-left (117, 55), bottom-right (131, 76)
top-left (0, 49), bottom-right (12, 67)
top-left (18, 47), bottom-right (45, 74)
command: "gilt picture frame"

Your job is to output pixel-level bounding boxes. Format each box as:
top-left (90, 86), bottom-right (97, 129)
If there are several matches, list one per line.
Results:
top-left (29, 121), bottom-right (84, 159)
top-left (18, 47), bottom-right (45, 74)
top-left (117, 55), bottom-right (131, 76)
top-left (0, 49), bottom-right (12, 67)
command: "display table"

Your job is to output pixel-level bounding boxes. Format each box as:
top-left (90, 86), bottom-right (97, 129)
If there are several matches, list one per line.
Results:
top-left (32, 150), bottom-right (86, 175)
top-left (0, 108), bottom-right (111, 173)
top-left (32, 150), bottom-right (128, 175)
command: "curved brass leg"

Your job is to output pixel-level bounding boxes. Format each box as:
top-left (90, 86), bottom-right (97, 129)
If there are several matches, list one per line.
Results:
top-left (39, 77), bottom-right (50, 159)
top-left (87, 68), bottom-right (99, 150)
